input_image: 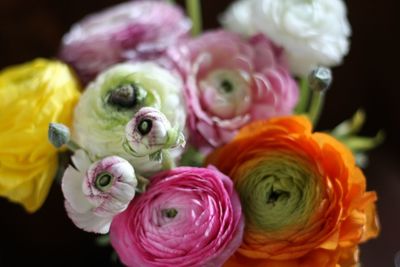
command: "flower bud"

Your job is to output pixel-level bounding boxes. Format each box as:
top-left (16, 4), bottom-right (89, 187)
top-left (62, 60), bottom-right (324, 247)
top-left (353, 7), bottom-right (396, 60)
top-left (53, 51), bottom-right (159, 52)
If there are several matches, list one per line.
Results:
top-left (62, 150), bottom-right (138, 234)
top-left (124, 107), bottom-right (185, 157)
top-left (308, 67), bottom-right (333, 93)
top-left (48, 123), bottom-right (71, 148)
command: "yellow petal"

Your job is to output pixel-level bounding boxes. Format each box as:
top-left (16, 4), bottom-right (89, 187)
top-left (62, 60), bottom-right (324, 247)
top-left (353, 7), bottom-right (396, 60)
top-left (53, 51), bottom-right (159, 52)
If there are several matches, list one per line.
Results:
top-left (0, 58), bottom-right (81, 212)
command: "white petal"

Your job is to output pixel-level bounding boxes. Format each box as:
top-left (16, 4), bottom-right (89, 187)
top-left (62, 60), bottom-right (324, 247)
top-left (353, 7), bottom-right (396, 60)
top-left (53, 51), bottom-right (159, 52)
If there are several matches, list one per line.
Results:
top-left (71, 149), bottom-right (92, 171)
top-left (65, 201), bottom-right (113, 234)
top-left (61, 166), bottom-right (92, 213)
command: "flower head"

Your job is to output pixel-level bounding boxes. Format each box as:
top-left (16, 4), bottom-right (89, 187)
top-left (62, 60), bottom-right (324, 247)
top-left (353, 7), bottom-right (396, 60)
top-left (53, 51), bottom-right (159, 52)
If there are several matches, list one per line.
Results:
top-left (207, 116), bottom-right (379, 266)
top-left (0, 59), bottom-right (80, 212)
top-left (124, 107), bottom-right (185, 157)
top-left (72, 62), bottom-right (186, 175)
top-left (221, 0), bottom-right (351, 76)
top-left (110, 166), bottom-right (244, 267)
top-left (62, 150), bottom-right (137, 234)
top-left (167, 30), bottom-right (298, 153)
top-left (60, 1), bottom-right (191, 83)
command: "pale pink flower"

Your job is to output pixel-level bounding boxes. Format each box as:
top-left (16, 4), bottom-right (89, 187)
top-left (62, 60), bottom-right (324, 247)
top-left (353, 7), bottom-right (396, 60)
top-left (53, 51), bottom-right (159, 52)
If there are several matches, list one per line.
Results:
top-left (62, 150), bottom-right (137, 234)
top-left (59, 1), bottom-right (191, 83)
top-left (110, 166), bottom-right (244, 267)
top-left (167, 31), bottom-right (299, 153)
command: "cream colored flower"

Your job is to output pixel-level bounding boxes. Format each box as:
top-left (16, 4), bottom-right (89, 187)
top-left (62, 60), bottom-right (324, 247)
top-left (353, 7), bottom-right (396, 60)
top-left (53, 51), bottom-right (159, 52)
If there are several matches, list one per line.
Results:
top-left (73, 62), bottom-right (186, 175)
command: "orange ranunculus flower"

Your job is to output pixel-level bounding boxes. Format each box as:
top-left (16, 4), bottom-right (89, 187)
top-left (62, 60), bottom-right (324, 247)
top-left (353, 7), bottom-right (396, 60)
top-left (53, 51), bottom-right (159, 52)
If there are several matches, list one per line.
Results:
top-left (206, 116), bottom-right (379, 267)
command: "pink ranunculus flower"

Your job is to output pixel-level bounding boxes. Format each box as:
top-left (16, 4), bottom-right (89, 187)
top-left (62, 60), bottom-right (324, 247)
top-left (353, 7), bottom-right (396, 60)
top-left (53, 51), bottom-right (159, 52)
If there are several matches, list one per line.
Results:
top-left (110, 166), bottom-right (244, 267)
top-left (167, 31), bottom-right (299, 153)
top-left (59, 1), bottom-right (191, 84)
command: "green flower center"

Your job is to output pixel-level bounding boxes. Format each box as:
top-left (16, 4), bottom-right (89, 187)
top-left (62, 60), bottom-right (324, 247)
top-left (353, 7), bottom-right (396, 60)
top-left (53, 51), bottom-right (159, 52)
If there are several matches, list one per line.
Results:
top-left (238, 153), bottom-right (322, 233)
top-left (137, 119), bottom-right (153, 135)
top-left (108, 84), bottom-right (138, 108)
top-left (162, 208), bottom-right (178, 218)
top-left (95, 172), bottom-right (114, 192)
top-left (220, 79), bottom-right (234, 93)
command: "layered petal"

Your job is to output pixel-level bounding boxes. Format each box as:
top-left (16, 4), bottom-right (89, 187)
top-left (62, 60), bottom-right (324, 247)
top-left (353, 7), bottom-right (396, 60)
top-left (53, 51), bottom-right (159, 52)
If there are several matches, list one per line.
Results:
top-left (0, 59), bottom-right (80, 212)
top-left (207, 116), bottom-right (379, 267)
top-left (221, 0), bottom-right (351, 75)
top-left (62, 151), bottom-right (137, 234)
top-left (72, 62), bottom-right (186, 175)
top-left (60, 0), bottom-right (191, 83)
top-left (110, 166), bottom-right (244, 267)
top-left (167, 30), bottom-right (298, 153)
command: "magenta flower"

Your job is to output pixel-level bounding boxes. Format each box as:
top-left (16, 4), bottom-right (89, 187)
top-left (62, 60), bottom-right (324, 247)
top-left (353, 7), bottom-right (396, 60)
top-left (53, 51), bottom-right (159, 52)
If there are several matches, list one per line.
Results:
top-left (59, 1), bottom-right (191, 83)
top-left (167, 31), bottom-right (299, 153)
top-left (110, 166), bottom-right (244, 267)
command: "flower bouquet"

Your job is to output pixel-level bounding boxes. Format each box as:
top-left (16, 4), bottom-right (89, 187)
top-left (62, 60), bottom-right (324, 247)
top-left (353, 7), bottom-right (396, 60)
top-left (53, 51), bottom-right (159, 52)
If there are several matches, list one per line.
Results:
top-left (0, 0), bottom-right (384, 266)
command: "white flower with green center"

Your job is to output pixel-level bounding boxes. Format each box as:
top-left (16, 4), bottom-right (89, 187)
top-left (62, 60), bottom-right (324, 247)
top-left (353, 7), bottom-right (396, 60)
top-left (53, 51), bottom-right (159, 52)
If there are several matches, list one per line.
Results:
top-left (73, 62), bottom-right (186, 175)
top-left (62, 150), bottom-right (138, 234)
top-left (124, 107), bottom-right (185, 159)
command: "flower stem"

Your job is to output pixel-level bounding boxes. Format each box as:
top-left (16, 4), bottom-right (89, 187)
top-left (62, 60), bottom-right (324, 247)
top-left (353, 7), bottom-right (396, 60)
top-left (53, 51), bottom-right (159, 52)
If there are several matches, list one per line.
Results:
top-left (294, 78), bottom-right (311, 114)
top-left (186, 0), bottom-right (202, 36)
top-left (308, 91), bottom-right (325, 126)
top-left (136, 175), bottom-right (150, 193)
top-left (167, 0), bottom-right (175, 4)
top-left (162, 150), bottom-right (176, 170)
top-left (66, 140), bottom-right (81, 152)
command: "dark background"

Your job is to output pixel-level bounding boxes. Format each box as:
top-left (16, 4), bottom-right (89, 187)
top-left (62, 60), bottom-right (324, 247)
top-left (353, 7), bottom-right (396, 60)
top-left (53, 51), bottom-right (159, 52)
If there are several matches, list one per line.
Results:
top-left (0, 0), bottom-right (399, 266)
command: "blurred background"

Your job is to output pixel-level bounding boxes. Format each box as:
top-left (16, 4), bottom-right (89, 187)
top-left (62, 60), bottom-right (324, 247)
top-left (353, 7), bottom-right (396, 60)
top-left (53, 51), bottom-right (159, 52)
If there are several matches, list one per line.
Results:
top-left (0, 0), bottom-right (399, 266)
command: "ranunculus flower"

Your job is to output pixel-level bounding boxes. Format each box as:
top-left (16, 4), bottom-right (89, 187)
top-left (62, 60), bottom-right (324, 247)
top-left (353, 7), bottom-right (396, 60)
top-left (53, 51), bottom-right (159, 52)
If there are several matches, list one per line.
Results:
top-left (62, 150), bottom-right (137, 234)
top-left (167, 30), bottom-right (298, 153)
top-left (59, 0), bottom-right (191, 83)
top-left (0, 59), bottom-right (80, 212)
top-left (73, 62), bottom-right (186, 175)
top-left (125, 107), bottom-right (185, 158)
top-left (220, 0), bottom-right (256, 37)
top-left (207, 116), bottom-right (379, 266)
top-left (110, 166), bottom-right (244, 267)
top-left (221, 0), bottom-right (351, 76)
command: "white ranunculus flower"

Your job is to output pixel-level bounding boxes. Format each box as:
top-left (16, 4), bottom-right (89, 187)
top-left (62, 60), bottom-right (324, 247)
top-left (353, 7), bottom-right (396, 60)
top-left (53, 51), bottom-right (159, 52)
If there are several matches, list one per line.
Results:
top-left (221, 0), bottom-right (351, 76)
top-left (219, 0), bottom-right (257, 37)
top-left (73, 62), bottom-right (186, 175)
top-left (62, 150), bottom-right (137, 234)
top-left (125, 107), bottom-right (185, 158)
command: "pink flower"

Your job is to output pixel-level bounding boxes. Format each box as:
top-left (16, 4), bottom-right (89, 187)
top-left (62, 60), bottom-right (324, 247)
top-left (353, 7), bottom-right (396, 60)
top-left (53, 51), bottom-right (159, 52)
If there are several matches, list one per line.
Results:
top-left (59, 1), bottom-right (191, 83)
top-left (110, 166), bottom-right (244, 267)
top-left (62, 150), bottom-right (137, 234)
top-left (167, 31), bottom-right (299, 153)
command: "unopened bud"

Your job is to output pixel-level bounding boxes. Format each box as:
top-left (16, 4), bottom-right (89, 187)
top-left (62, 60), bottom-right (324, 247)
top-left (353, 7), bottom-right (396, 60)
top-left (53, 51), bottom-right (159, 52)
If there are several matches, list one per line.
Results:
top-left (48, 123), bottom-right (71, 148)
top-left (308, 67), bottom-right (332, 93)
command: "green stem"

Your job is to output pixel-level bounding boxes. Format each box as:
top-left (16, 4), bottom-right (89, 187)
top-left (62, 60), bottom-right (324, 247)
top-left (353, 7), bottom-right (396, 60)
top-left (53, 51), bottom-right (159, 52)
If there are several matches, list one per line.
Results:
top-left (308, 91), bottom-right (325, 126)
top-left (136, 175), bottom-right (150, 193)
top-left (294, 78), bottom-right (311, 114)
top-left (162, 150), bottom-right (176, 170)
top-left (167, 0), bottom-right (175, 4)
top-left (186, 0), bottom-right (202, 36)
top-left (66, 140), bottom-right (81, 152)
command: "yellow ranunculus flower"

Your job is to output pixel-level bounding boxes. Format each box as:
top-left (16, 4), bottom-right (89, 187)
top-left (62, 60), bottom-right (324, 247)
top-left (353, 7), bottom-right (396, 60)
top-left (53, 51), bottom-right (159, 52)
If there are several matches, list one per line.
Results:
top-left (0, 58), bottom-right (81, 212)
